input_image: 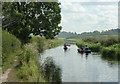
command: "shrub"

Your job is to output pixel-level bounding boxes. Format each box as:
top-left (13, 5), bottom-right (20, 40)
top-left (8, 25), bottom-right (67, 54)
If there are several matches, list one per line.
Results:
top-left (101, 47), bottom-right (116, 60)
top-left (115, 47), bottom-right (120, 61)
top-left (89, 43), bottom-right (101, 52)
top-left (42, 57), bottom-right (62, 82)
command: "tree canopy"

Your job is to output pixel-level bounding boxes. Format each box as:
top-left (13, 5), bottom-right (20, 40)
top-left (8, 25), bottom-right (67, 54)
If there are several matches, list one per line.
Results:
top-left (2, 2), bottom-right (62, 43)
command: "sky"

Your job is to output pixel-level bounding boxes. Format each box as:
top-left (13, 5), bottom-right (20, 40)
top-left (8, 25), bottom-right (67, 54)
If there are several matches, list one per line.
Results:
top-left (59, 0), bottom-right (118, 34)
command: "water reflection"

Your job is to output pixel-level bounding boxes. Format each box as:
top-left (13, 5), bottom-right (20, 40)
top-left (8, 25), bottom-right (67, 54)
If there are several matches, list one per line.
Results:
top-left (85, 53), bottom-right (88, 60)
top-left (78, 52), bottom-right (90, 60)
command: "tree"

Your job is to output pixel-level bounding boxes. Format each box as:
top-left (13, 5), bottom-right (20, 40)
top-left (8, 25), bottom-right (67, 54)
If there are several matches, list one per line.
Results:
top-left (92, 30), bottom-right (100, 35)
top-left (2, 2), bottom-right (62, 43)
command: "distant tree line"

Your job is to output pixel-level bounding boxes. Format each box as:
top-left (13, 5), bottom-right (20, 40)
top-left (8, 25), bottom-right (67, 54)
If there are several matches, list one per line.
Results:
top-left (57, 31), bottom-right (78, 38)
top-left (80, 29), bottom-right (119, 36)
top-left (2, 2), bottom-right (62, 43)
top-left (57, 28), bottom-right (119, 38)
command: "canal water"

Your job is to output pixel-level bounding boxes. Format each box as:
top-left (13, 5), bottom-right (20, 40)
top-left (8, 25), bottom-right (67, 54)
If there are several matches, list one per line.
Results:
top-left (40, 45), bottom-right (118, 82)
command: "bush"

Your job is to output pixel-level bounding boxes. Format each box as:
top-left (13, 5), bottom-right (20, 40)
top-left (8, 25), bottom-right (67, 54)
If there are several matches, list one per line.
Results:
top-left (42, 57), bottom-right (61, 82)
top-left (115, 47), bottom-right (120, 61)
top-left (89, 43), bottom-right (101, 52)
top-left (101, 47), bottom-right (116, 60)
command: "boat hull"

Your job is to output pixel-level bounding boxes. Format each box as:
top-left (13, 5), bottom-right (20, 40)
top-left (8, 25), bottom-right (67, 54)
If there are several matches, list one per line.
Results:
top-left (78, 49), bottom-right (91, 53)
top-left (64, 47), bottom-right (68, 50)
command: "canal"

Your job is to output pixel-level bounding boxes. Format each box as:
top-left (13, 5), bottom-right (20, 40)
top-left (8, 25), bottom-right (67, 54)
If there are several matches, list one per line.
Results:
top-left (40, 44), bottom-right (118, 82)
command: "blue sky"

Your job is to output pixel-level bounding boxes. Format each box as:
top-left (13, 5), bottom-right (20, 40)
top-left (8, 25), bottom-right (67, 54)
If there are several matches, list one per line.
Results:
top-left (59, 0), bottom-right (118, 34)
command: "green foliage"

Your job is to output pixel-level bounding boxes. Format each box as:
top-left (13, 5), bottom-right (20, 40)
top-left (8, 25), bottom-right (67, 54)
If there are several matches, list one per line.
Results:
top-left (17, 45), bottom-right (46, 82)
top-left (49, 38), bottom-right (64, 48)
top-left (89, 43), bottom-right (101, 52)
top-left (116, 47), bottom-right (120, 61)
top-left (101, 44), bottom-right (120, 61)
top-left (43, 57), bottom-right (61, 82)
top-left (30, 36), bottom-right (64, 51)
top-left (76, 41), bottom-right (101, 52)
top-left (59, 28), bottom-right (119, 39)
top-left (65, 39), bottom-right (77, 44)
top-left (57, 31), bottom-right (78, 38)
top-left (2, 30), bottom-right (21, 72)
top-left (76, 37), bottom-right (119, 61)
top-left (76, 41), bottom-right (85, 48)
top-left (100, 38), bottom-right (119, 47)
top-left (30, 36), bottom-right (45, 53)
top-left (80, 28), bottom-right (119, 36)
top-left (2, 2), bottom-right (62, 43)
top-left (101, 46), bottom-right (117, 61)
top-left (17, 36), bottom-right (63, 82)
top-left (81, 37), bottom-right (119, 47)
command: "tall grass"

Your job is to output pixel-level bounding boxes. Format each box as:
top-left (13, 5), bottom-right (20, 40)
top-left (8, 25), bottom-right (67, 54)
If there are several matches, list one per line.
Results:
top-left (49, 38), bottom-right (65, 49)
top-left (17, 36), bottom-right (64, 82)
top-left (82, 36), bottom-right (119, 47)
top-left (30, 36), bottom-right (64, 50)
top-left (76, 40), bottom-right (85, 48)
top-left (101, 44), bottom-right (120, 61)
top-left (17, 44), bottom-right (46, 82)
top-left (89, 43), bottom-right (101, 52)
top-left (2, 30), bottom-right (21, 72)
top-left (30, 36), bottom-right (45, 53)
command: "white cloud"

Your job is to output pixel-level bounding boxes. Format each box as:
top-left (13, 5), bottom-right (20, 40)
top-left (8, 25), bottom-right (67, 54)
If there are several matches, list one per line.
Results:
top-left (59, 0), bottom-right (119, 2)
top-left (61, 2), bottom-right (86, 12)
top-left (60, 1), bottom-right (118, 33)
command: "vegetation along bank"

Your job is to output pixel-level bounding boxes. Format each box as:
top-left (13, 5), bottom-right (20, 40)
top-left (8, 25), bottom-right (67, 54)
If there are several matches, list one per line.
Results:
top-left (76, 37), bottom-right (120, 61)
top-left (2, 30), bottom-right (64, 82)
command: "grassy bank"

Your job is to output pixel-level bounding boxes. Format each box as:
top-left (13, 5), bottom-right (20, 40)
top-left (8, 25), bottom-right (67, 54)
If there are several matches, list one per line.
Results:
top-left (2, 30), bottom-right (64, 82)
top-left (2, 30), bottom-right (21, 72)
top-left (16, 43), bottom-right (46, 82)
top-left (75, 37), bottom-right (120, 61)
top-left (48, 38), bottom-right (65, 49)
top-left (30, 36), bottom-right (64, 49)
top-left (16, 36), bottom-right (64, 82)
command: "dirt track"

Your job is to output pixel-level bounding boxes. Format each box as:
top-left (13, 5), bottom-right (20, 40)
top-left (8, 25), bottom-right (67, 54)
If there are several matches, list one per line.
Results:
top-left (0, 56), bottom-right (18, 83)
